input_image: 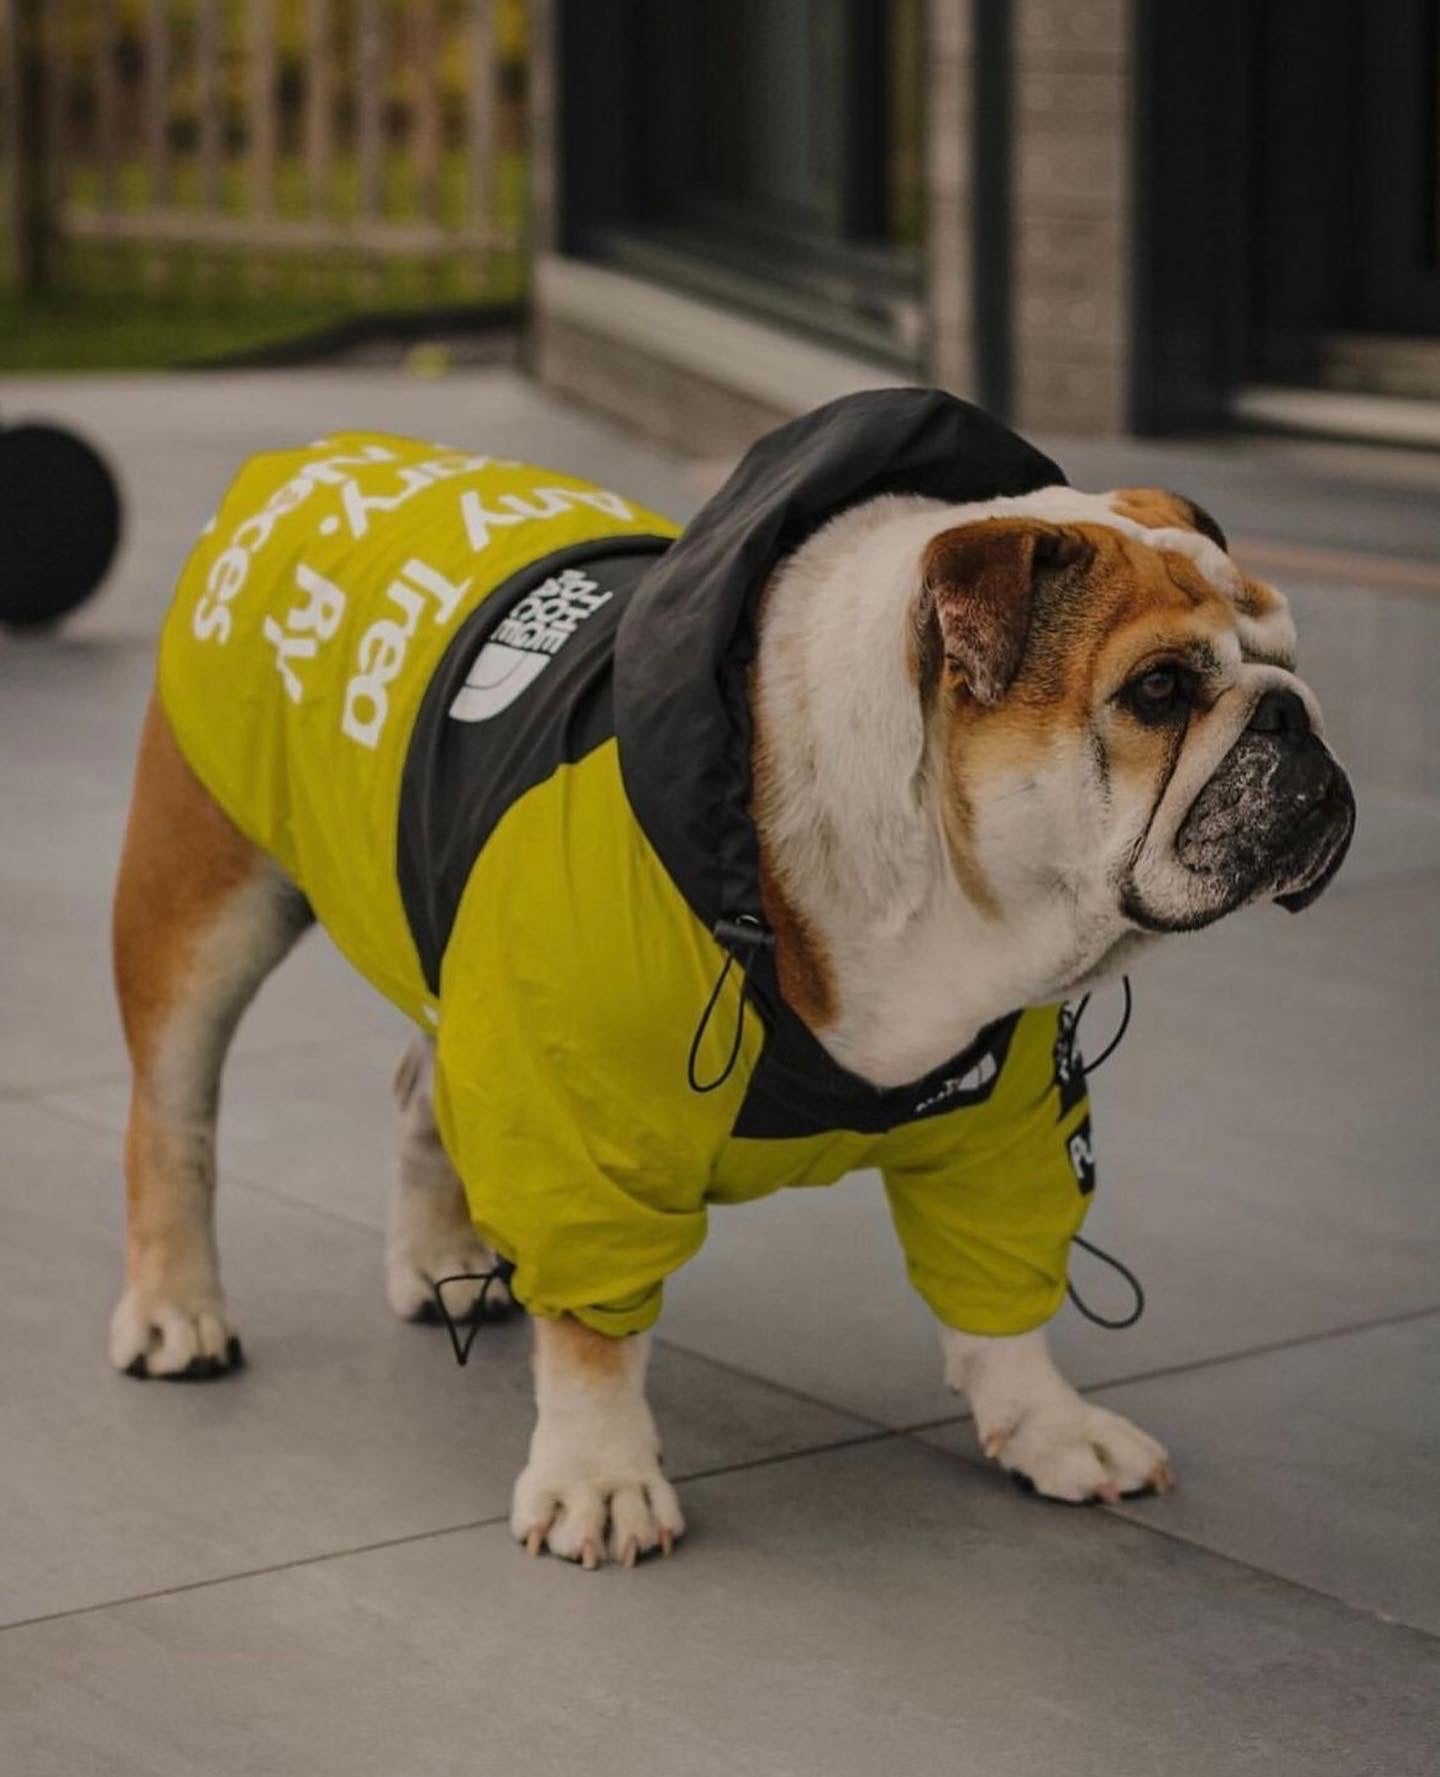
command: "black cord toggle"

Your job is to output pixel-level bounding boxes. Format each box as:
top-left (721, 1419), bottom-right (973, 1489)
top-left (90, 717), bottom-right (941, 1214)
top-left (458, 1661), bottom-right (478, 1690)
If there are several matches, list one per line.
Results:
top-left (1065, 975), bottom-right (1145, 1329)
top-left (686, 915), bottom-right (775, 1094)
top-left (430, 1258), bottom-right (517, 1367)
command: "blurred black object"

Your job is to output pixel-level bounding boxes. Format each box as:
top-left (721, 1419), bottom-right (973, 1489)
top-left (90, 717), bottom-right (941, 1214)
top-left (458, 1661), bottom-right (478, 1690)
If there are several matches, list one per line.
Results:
top-left (0, 420), bottom-right (122, 628)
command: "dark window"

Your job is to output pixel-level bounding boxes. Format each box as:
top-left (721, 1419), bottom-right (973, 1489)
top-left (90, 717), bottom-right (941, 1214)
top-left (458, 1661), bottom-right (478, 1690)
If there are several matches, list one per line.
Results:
top-left (597, 0), bottom-right (926, 367)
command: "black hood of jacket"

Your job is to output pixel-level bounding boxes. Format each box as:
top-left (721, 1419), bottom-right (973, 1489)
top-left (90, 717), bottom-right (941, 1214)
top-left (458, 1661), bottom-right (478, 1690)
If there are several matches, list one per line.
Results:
top-left (614, 387), bottom-right (1066, 945)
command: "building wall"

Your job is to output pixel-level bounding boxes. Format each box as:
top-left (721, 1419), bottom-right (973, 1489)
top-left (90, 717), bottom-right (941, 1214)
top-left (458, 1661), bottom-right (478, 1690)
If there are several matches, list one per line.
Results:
top-left (529, 0), bottom-right (1136, 449)
top-left (925, 0), bottom-right (977, 398)
top-left (1010, 0), bottom-right (1132, 435)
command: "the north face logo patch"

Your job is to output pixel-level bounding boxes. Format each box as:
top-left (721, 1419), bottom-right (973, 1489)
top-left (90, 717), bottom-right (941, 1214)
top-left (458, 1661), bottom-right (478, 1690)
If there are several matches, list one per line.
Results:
top-left (449, 567), bottom-right (612, 723)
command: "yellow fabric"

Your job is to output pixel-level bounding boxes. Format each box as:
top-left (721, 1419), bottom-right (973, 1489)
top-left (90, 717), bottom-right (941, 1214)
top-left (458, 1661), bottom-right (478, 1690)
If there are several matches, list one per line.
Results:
top-left (433, 737), bottom-right (1092, 1338)
top-left (159, 434), bottom-right (677, 1023)
top-left (160, 432), bottom-right (1092, 1342)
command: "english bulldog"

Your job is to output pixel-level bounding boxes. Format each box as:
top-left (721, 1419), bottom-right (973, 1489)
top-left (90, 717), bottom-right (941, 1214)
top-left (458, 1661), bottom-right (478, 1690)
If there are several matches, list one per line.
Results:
top-left (110, 391), bottom-right (1354, 1567)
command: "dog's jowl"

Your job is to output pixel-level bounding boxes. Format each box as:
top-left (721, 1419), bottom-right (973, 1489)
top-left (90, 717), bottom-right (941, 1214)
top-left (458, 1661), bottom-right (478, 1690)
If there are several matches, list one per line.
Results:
top-left (111, 391), bottom-right (1354, 1566)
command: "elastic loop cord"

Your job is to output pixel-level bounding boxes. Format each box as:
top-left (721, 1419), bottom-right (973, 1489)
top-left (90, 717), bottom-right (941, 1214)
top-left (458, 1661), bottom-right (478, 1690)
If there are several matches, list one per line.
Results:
top-left (1078, 975), bottom-right (1133, 1077)
top-left (1066, 1234), bottom-right (1146, 1329)
top-left (1067, 975), bottom-right (1144, 1327)
top-left (686, 918), bottom-right (774, 1094)
top-left (430, 1260), bottom-right (516, 1367)
top-left (687, 951), bottom-right (742, 1093)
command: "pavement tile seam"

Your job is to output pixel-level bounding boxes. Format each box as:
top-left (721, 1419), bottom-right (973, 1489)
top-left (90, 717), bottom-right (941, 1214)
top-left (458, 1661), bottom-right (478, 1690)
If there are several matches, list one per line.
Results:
top-left (6, 1425), bottom-right (1435, 1662)
top-left (650, 1335), bottom-right (898, 1435)
top-left (11, 1032), bottom-right (375, 1107)
top-left (892, 1301), bottom-right (1440, 1442)
top-left (903, 1407), bottom-right (1440, 1641)
top-left (28, 1075), bottom-right (1440, 1462)
top-left (1091, 1503), bottom-right (1440, 1645)
top-left (867, 1428), bottom-right (1440, 1649)
top-left (23, 1088), bottom-right (390, 1239)
top-left (0, 1430), bottom-right (904, 1639)
top-left (0, 1512), bottom-right (511, 1639)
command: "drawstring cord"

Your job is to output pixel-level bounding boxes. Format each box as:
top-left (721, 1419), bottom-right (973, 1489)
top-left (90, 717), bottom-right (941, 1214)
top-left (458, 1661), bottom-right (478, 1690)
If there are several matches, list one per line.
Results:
top-left (686, 916), bottom-right (776, 1094)
top-left (1065, 976), bottom-right (1145, 1330)
top-left (432, 970), bottom-right (1141, 1369)
top-left (429, 1258), bottom-right (516, 1366)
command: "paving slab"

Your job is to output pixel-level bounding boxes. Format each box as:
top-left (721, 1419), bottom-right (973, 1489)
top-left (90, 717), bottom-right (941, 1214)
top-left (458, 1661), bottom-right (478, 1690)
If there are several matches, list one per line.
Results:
top-left (925, 1315), bottom-right (1440, 1638)
top-left (0, 1096), bottom-right (869, 1628)
top-left (3, 1439), bottom-right (1437, 1777)
top-left (2, 368), bottom-right (1438, 1775)
top-left (1089, 1315), bottom-right (1440, 1637)
top-left (0, 369), bottom-right (708, 646)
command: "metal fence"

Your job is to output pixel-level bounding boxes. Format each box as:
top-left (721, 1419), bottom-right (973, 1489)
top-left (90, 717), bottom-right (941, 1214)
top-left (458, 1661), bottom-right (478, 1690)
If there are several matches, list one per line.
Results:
top-left (1, 0), bottom-right (526, 302)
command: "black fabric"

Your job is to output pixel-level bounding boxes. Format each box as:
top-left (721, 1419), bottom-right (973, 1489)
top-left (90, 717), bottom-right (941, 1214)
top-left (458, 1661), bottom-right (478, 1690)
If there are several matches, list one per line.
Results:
top-left (613, 388), bottom-right (1066, 938)
top-left (733, 1003), bottom-right (1022, 1139)
top-left (398, 389), bottom-right (1069, 1140)
top-left (397, 539), bottom-right (671, 991)
top-left (611, 387), bottom-right (1065, 1132)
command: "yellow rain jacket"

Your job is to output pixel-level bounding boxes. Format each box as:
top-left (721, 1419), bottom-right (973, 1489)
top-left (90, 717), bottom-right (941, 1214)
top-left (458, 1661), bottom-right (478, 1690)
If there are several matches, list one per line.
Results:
top-left (159, 391), bottom-right (1096, 1339)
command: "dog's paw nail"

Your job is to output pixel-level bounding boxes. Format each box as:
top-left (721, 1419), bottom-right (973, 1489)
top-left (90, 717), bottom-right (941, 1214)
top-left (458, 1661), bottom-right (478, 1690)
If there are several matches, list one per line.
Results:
top-left (658, 1527), bottom-right (676, 1557)
top-left (621, 1537), bottom-right (639, 1569)
top-left (981, 1429), bottom-right (1011, 1459)
top-left (580, 1539), bottom-right (601, 1571)
top-left (1097, 1482), bottom-right (1122, 1505)
top-left (524, 1527), bottom-right (545, 1558)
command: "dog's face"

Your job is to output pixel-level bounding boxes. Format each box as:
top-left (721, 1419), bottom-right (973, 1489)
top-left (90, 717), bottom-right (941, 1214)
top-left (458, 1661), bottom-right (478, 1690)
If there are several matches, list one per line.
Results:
top-left (916, 487), bottom-right (1355, 964)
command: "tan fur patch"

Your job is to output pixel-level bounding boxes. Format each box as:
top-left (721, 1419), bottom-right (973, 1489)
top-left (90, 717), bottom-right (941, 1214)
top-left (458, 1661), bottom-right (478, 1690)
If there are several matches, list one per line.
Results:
top-left (1109, 488), bottom-right (1199, 533)
top-left (1237, 575), bottom-right (1283, 619)
top-left (938, 773), bottom-right (1002, 921)
top-left (113, 697), bottom-right (266, 1074)
top-left (759, 854), bottom-right (839, 1028)
top-left (938, 520), bottom-right (1239, 820)
top-left (542, 1312), bottom-right (629, 1379)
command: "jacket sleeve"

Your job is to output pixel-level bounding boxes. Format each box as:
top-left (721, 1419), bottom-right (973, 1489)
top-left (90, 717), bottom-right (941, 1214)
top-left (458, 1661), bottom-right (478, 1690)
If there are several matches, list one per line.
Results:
top-left (876, 1005), bottom-right (1094, 1336)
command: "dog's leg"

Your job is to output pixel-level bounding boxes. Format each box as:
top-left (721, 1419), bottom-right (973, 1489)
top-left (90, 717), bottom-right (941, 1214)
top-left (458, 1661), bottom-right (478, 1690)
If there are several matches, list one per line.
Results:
top-left (940, 1324), bottom-right (1173, 1502)
top-left (510, 1316), bottom-right (685, 1568)
top-left (109, 697), bottom-right (311, 1379)
top-left (386, 1035), bottom-right (511, 1323)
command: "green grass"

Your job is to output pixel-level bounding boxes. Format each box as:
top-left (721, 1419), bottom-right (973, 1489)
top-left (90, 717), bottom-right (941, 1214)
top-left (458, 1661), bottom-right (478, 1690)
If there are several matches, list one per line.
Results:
top-left (0, 286), bottom-right (377, 372)
top-left (1, 148), bottom-right (528, 372)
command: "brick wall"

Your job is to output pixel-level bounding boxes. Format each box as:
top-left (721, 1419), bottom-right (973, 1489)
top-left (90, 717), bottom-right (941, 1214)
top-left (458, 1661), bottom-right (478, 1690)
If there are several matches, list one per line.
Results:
top-left (1010, 0), bottom-right (1132, 434)
top-left (528, 0), bottom-right (1136, 449)
top-left (926, 0), bottom-right (977, 397)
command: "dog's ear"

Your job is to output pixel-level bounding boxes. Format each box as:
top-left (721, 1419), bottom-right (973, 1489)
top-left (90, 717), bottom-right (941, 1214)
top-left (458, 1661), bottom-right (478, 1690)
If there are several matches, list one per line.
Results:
top-left (918, 519), bottom-right (1091, 705)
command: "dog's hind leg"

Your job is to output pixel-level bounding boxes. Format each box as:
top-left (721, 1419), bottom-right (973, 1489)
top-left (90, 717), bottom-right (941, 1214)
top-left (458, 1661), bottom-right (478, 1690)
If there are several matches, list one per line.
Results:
top-left (387, 1036), bottom-right (511, 1324)
top-left (109, 696), bottom-right (312, 1379)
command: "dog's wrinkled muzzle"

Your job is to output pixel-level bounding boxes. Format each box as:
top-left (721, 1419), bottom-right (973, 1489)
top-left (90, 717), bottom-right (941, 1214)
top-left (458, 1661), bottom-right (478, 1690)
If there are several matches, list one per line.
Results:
top-left (1274, 760), bottom-right (1356, 911)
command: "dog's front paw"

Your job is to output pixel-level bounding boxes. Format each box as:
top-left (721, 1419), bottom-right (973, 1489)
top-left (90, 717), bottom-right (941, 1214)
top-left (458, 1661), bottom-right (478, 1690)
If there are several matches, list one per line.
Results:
top-left (983, 1399), bottom-right (1173, 1504)
top-left (109, 1285), bottom-right (243, 1380)
top-left (511, 1444), bottom-right (686, 1569)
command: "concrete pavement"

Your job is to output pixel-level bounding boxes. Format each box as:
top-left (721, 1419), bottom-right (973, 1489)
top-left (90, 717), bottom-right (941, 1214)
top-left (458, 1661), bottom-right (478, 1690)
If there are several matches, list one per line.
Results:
top-left (1, 369), bottom-right (1437, 1775)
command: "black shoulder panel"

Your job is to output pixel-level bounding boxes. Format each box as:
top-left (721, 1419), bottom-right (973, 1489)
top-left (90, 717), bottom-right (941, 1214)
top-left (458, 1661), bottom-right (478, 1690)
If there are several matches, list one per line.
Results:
top-left (732, 962), bottom-right (1022, 1139)
top-left (397, 538), bottom-right (672, 992)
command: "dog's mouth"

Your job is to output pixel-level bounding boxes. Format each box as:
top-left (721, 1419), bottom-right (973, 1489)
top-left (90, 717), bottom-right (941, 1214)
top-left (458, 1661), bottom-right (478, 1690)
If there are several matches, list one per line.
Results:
top-left (1121, 738), bottom-right (1356, 934)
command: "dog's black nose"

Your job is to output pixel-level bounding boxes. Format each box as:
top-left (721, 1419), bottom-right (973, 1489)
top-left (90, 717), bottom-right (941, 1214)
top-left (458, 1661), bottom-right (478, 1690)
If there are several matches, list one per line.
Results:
top-left (1247, 686), bottom-right (1310, 739)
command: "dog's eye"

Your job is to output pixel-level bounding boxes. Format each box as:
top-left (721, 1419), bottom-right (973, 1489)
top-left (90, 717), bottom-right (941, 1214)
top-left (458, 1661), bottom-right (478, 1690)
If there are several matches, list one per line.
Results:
top-left (1120, 664), bottom-right (1191, 723)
